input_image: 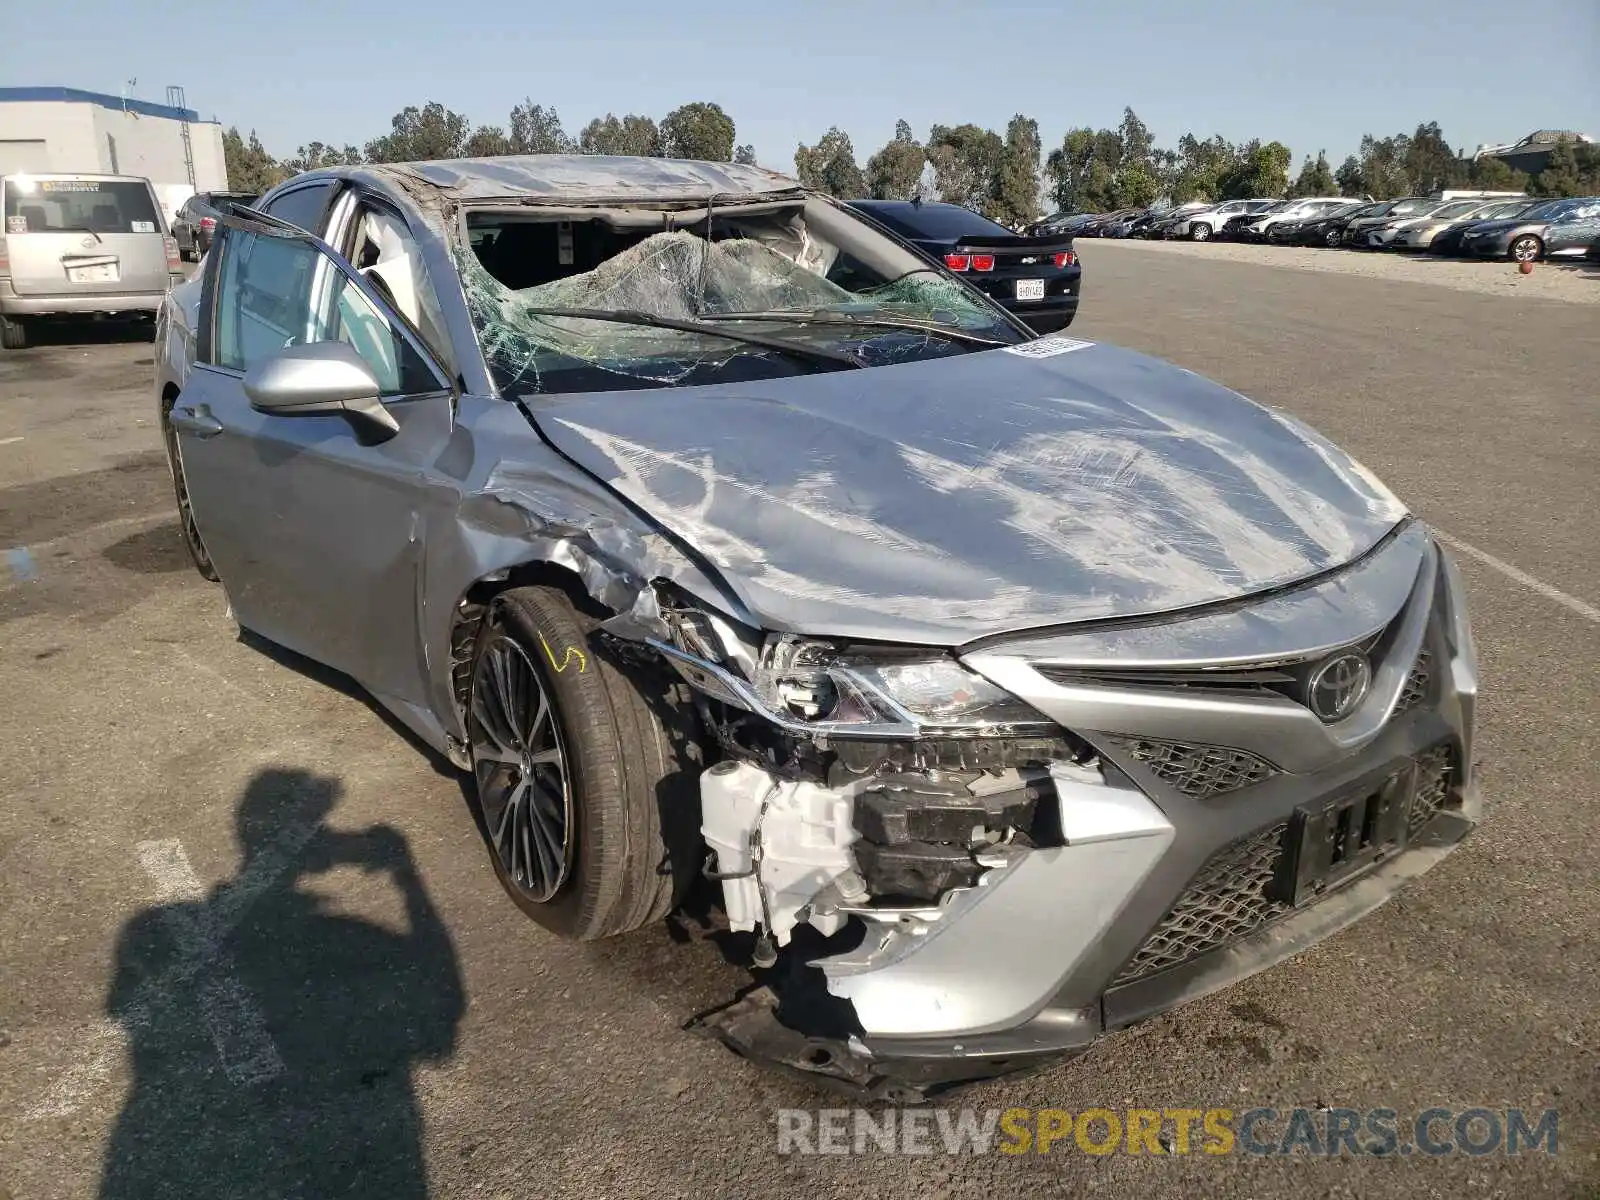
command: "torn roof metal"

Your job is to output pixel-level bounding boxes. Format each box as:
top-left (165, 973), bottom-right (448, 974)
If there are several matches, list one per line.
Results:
top-left (370, 154), bottom-right (802, 205)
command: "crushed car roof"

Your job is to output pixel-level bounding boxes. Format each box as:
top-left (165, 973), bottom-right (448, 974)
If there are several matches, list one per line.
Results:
top-left (368, 155), bottom-right (800, 203)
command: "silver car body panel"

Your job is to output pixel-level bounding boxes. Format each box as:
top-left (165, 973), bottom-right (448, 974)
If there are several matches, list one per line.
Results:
top-left (973, 520), bottom-right (1427, 668)
top-left (532, 342), bottom-right (1406, 644)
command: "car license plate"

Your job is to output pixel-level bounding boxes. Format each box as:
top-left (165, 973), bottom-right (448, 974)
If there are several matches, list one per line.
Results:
top-left (1271, 771), bottom-right (1412, 907)
top-left (67, 263), bottom-right (118, 284)
top-left (1015, 278), bottom-right (1046, 301)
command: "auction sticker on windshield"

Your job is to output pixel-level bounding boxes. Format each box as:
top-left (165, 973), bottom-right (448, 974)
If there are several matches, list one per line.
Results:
top-left (1004, 336), bottom-right (1094, 358)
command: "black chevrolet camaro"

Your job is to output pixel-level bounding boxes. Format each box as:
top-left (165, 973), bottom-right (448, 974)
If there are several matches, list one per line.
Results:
top-left (848, 199), bottom-right (1081, 332)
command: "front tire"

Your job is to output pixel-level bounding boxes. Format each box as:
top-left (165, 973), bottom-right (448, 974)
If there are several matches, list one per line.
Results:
top-left (1509, 235), bottom-right (1542, 263)
top-left (1189, 223), bottom-right (1212, 242)
top-left (467, 586), bottom-right (699, 940)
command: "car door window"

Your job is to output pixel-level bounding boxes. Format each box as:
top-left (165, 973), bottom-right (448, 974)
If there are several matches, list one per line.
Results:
top-left (261, 182), bottom-right (337, 236)
top-left (213, 228), bottom-right (441, 396)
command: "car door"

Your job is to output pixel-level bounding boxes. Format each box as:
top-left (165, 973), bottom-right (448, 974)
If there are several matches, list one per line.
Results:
top-left (170, 200), bottom-right (456, 711)
top-left (1544, 202), bottom-right (1600, 255)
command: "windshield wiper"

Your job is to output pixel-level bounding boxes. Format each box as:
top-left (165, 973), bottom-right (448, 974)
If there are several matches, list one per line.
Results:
top-left (702, 310), bottom-right (1010, 348)
top-left (49, 225), bottom-right (105, 244)
top-left (509, 306), bottom-right (863, 369)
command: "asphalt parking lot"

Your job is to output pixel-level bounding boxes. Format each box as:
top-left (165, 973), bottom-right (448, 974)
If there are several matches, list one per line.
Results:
top-left (0, 253), bottom-right (1596, 1199)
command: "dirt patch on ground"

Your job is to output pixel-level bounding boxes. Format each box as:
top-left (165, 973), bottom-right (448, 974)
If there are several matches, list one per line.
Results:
top-left (1080, 237), bottom-right (1600, 304)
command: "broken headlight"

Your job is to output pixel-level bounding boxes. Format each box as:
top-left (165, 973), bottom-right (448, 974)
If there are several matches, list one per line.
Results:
top-left (652, 607), bottom-right (1056, 739)
top-left (749, 636), bottom-right (1055, 738)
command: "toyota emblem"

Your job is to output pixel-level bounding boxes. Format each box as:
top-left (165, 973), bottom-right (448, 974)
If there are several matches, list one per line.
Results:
top-left (1307, 652), bottom-right (1371, 722)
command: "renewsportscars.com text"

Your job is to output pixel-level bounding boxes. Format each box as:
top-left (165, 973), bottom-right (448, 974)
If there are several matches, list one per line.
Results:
top-left (775, 1106), bottom-right (1559, 1157)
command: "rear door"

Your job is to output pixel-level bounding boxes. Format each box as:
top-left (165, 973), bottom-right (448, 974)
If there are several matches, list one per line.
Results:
top-left (2, 175), bottom-right (170, 295)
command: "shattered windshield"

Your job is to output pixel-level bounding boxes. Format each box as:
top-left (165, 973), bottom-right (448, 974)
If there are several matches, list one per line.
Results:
top-left (457, 196), bottom-right (1022, 395)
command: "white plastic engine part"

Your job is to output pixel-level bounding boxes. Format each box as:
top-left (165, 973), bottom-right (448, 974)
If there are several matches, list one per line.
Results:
top-left (699, 760), bottom-right (862, 946)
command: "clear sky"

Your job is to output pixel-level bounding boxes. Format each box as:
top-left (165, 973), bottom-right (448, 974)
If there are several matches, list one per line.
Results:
top-left (7, 0), bottom-right (1597, 171)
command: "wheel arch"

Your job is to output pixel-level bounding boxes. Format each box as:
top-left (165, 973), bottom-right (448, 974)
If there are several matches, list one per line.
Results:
top-left (1509, 231), bottom-right (1544, 260)
top-left (447, 558), bottom-right (616, 748)
top-left (424, 474), bottom-right (751, 766)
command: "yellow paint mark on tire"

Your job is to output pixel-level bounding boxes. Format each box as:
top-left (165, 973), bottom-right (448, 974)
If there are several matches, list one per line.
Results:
top-left (538, 630), bottom-right (588, 674)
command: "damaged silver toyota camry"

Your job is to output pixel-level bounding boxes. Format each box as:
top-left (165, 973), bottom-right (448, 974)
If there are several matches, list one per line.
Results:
top-left (155, 156), bottom-right (1479, 1099)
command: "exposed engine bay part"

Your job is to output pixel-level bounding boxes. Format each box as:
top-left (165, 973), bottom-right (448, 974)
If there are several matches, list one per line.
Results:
top-left (699, 760), bottom-right (866, 949)
top-left (698, 753), bottom-right (1066, 947)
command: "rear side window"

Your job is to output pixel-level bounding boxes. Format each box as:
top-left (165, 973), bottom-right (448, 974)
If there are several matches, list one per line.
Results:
top-left (862, 204), bottom-right (1014, 240)
top-left (4, 178), bottom-right (161, 234)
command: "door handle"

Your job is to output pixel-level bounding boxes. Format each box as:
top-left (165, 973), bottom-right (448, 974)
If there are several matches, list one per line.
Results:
top-left (170, 405), bottom-right (224, 439)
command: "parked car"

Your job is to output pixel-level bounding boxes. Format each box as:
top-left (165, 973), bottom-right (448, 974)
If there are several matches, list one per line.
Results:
top-left (1271, 202), bottom-right (1384, 247)
top-left (1051, 213), bottom-right (1102, 237)
top-left (1168, 199), bottom-right (1277, 241)
top-left (1076, 209), bottom-right (1142, 237)
top-left (1236, 198), bottom-right (1350, 241)
top-left (1025, 210), bottom-right (1085, 236)
top-left (1339, 197), bottom-right (1445, 247)
top-left (1145, 201), bottom-right (1211, 239)
top-left (1428, 202), bottom-right (1535, 256)
top-left (1389, 199), bottom-right (1528, 251)
top-left (1542, 203), bottom-right (1600, 258)
top-left (156, 156), bottom-right (1479, 1099)
top-left (1103, 209), bottom-right (1156, 238)
top-left (0, 172), bottom-right (184, 349)
top-left (172, 190), bottom-right (258, 261)
top-left (1216, 206), bottom-right (1277, 240)
top-left (1458, 196), bottom-right (1600, 261)
top-left (1119, 210), bottom-right (1166, 238)
top-left (849, 199), bottom-right (1081, 332)
top-left (1354, 198), bottom-right (1473, 248)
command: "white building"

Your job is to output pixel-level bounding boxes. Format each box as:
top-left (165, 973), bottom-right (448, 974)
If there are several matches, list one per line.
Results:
top-left (0, 86), bottom-right (228, 224)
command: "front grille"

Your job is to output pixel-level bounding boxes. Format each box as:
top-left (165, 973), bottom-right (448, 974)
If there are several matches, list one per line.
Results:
top-left (1108, 736), bottom-right (1276, 799)
top-left (1396, 648), bottom-right (1432, 713)
top-left (1408, 744), bottom-right (1454, 837)
top-left (1113, 822), bottom-right (1291, 985)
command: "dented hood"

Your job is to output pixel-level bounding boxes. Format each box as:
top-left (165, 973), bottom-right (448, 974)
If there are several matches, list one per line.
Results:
top-left (532, 339), bottom-right (1407, 645)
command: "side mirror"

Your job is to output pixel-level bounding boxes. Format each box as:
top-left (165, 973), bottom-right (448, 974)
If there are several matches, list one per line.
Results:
top-left (242, 341), bottom-right (400, 445)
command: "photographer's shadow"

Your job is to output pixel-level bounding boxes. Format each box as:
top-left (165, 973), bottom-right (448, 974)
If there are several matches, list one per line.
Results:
top-left (100, 768), bottom-right (464, 1199)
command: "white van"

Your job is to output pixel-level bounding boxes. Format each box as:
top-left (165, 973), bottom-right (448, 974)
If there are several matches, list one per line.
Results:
top-left (1, 173), bottom-right (185, 348)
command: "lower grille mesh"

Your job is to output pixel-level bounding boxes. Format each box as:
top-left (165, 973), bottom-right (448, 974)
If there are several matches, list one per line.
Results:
top-left (1110, 737), bottom-right (1275, 799)
top-left (1396, 648), bottom-right (1432, 714)
top-left (1114, 740), bottom-right (1460, 987)
top-left (1112, 822), bottom-right (1291, 985)
top-left (1407, 744), bottom-right (1454, 837)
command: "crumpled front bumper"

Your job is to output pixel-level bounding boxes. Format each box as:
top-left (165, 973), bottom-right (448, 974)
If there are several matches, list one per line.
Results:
top-left (705, 536), bottom-right (1480, 1097)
